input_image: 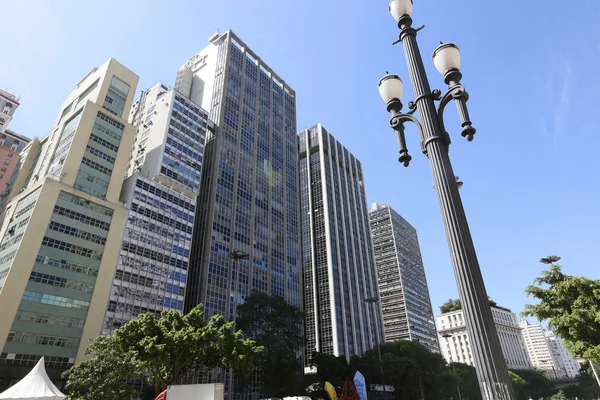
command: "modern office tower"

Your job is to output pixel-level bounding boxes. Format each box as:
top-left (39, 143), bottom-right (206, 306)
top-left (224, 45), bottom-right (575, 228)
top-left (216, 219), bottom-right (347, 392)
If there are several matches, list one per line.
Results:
top-left (437, 306), bottom-right (532, 370)
top-left (0, 90), bottom-right (30, 191)
top-left (101, 82), bottom-right (211, 334)
top-left (299, 123), bottom-right (383, 369)
top-left (0, 59), bottom-right (138, 389)
top-left (368, 203), bottom-right (439, 353)
top-left (176, 30), bottom-right (301, 318)
top-left (519, 321), bottom-right (580, 379)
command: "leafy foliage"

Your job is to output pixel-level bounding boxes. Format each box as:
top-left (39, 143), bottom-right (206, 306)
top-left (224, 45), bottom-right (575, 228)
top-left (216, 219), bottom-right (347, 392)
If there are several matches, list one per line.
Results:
top-left (440, 297), bottom-right (500, 313)
top-left (236, 290), bottom-right (304, 398)
top-left (522, 264), bottom-right (600, 364)
top-left (361, 341), bottom-right (456, 400)
top-left (62, 335), bottom-right (140, 400)
top-left (508, 369), bottom-right (554, 400)
top-left (440, 299), bottom-right (463, 313)
top-left (550, 389), bottom-right (568, 400)
top-left (63, 304), bottom-right (262, 399)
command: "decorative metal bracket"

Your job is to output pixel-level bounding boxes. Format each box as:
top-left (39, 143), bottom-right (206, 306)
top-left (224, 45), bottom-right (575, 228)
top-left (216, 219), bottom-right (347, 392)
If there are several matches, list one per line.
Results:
top-left (436, 84), bottom-right (476, 142)
top-left (389, 111), bottom-right (424, 167)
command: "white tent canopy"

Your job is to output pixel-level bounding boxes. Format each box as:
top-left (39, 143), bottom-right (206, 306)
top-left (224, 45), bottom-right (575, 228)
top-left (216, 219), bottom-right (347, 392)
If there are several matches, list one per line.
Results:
top-left (0, 357), bottom-right (66, 400)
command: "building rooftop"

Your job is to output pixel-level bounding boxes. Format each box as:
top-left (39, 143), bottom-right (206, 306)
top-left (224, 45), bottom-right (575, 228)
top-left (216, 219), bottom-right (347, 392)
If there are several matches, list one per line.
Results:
top-left (3, 129), bottom-right (31, 143)
top-left (0, 89), bottom-right (20, 104)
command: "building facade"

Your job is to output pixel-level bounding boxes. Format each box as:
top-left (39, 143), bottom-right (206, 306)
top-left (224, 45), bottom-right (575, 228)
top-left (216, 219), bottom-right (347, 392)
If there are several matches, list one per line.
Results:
top-left (437, 306), bottom-right (532, 370)
top-left (519, 321), bottom-right (580, 379)
top-left (0, 89), bottom-right (19, 135)
top-left (368, 203), bottom-right (438, 353)
top-left (101, 83), bottom-right (211, 334)
top-left (177, 30), bottom-right (301, 317)
top-left (299, 123), bottom-right (383, 369)
top-left (0, 59), bottom-right (138, 389)
top-left (0, 90), bottom-right (30, 192)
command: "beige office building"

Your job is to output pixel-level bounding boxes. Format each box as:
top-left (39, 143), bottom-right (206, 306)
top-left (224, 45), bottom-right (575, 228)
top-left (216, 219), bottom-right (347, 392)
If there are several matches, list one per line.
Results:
top-left (0, 59), bottom-right (138, 389)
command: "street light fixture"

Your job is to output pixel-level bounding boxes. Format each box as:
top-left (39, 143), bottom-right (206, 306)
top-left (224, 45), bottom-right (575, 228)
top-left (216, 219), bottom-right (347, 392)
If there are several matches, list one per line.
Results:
top-left (226, 250), bottom-right (250, 389)
top-left (364, 297), bottom-right (387, 396)
top-left (378, 2), bottom-right (514, 399)
top-left (442, 333), bottom-right (463, 400)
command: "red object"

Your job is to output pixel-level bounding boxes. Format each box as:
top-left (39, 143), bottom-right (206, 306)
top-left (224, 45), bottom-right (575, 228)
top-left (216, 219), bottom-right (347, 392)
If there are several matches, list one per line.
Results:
top-left (155, 389), bottom-right (167, 400)
top-left (339, 378), bottom-right (359, 400)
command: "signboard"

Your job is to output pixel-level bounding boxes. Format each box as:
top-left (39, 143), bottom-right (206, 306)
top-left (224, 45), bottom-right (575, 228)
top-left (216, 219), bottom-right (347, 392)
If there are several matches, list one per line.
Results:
top-left (325, 381), bottom-right (338, 400)
top-left (353, 371), bottom-right (368, 400)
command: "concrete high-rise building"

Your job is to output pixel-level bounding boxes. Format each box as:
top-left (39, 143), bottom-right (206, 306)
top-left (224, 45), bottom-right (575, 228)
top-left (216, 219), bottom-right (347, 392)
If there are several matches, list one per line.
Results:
top-left (298, 123), bottom-right (383, 369)
top-left (368, 203), bottom-right (438, 353)
top-left (519, 321), bottom-right (580, 379)
top-left (437, 306), bottom-right (532, 370)
top-left (177, 30), bottom-right (301, 318)
top-left (0, 59), bottom-right (138, 389)
top-left (101, 82), bottom-right (212, 334)
top-left (0, 90), bottom-right (30, 192)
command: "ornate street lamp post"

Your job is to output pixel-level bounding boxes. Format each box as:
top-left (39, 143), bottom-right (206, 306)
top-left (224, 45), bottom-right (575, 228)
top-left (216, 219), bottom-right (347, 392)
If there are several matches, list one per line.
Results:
top-left (378, 1), bottom-right (515, 399)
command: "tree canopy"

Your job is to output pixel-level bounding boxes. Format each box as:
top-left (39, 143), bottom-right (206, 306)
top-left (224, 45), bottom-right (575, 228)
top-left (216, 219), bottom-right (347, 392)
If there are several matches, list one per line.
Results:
top-left (236, 290), bottom-right (304, 398)
top-left (440, 297), bottom-right (501, 313)
top-left (63, 304), bottom-right (262, 399)
top-left (522, 264), bottom-right (600, 364)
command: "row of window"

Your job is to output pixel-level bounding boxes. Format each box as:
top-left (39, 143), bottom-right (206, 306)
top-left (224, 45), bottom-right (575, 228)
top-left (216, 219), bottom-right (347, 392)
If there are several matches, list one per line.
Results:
top-left (15, 310), bottom-right (85, 329)
top-left (134, 179), bottom-right (195, 212)
top-left (22, 290), bottom-right (90, 310)
top-left (121, 242), bottom-right (188, 270)
top-left (7, 331), bottom-right (80, 348)
top-left (36, 255), bottom-right (98, 277)
top-left (86, 144), bottom-right (116, 164)
top-left (90, 133), bottom-right (119, 152)
top-left (81, 156), bottom-right (112, 176)
top-left (58, 192), bottom-right (113, 217)
top-left (48, 221), bottom-right (107, 245)
top-left (41, 237), bottom-right (103, 261)
top-left (53, 205), bottom-right (111, 230)
top-left (0, 353), bottom-right (72, 369)
top-left (130, 204), bottom-right (193, 234)
top-left (29, 271), bottom-right (94, 293)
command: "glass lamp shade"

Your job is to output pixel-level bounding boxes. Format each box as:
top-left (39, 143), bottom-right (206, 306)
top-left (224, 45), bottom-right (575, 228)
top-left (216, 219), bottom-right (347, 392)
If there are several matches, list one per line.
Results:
top-left (389, 0), bottom-right (412, 21)
top-left (378, 73), bottom-right (403, 103)
top-left (432, 43), bottom-right (461, 76)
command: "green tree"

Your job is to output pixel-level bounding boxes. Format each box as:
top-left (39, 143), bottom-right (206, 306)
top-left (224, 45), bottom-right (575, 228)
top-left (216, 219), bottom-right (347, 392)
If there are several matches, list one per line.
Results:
top-left (575, 361), bottom-right (600, 399)
top-left (361, 341), bottom-right (454, 400)
top-left (63, 304), bottom-right (262, 399)
top-left (550, 389), bottom-right (568, 400)
top-left (236, 290), bottom-right (304, 398)
top-left (440, 299), bottom-right (462, 313)
top-left (509, 369), bottom-right (554, 400)
top-left (451, 363), bottom-right (482, 400)
top-left (62, 335), bottom-right (140, 400)
top-left (522, 265), bottom-right (600, 364)
top-left (440, 297), bottom-right (499, 313)
top-left (311, 352), bottom-right (352, 388)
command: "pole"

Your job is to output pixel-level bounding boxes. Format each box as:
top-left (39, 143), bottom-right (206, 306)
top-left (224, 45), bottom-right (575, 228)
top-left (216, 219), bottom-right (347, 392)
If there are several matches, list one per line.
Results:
top-left (590, 359), bottom-right (600, 389)
top-left (366, 298), bottom-right (387, 397)
top-left (443, 334), bottom-right (463, 400)
top-left (396, 17), bottom-right (514, 400)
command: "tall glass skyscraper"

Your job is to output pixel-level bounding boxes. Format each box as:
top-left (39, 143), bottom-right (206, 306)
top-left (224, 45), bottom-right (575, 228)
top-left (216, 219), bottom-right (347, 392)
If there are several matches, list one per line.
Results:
top-left (299, 123), bottom-right (383, 369)
top-left (368, 203), bottom-right (439, 353)
top-left (176, 30), bottom-right (301, 319)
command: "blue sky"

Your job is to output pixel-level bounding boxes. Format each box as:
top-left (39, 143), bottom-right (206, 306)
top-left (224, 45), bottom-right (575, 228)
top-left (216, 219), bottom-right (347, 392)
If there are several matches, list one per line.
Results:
top-left (3, 0), bottom-right (599, 319)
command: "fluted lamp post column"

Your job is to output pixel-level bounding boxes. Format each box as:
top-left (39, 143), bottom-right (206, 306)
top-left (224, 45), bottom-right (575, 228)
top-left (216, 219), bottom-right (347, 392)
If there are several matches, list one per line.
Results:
top-left (378, 1), bottom-right (515, 399)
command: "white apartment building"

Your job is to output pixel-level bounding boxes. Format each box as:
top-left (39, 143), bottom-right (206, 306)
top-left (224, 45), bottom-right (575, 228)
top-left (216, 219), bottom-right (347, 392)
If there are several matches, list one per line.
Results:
top-left (437, 306), bottom-right (532, 370)
top-left (520, 321), bottom-right (580, 379)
